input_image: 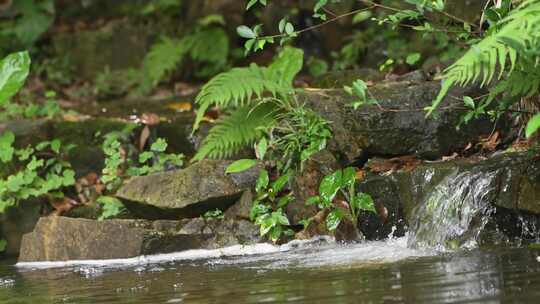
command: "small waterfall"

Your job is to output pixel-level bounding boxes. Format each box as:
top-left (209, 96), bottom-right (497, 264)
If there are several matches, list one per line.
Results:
top-left (407, 171), bottom-right (497, 250)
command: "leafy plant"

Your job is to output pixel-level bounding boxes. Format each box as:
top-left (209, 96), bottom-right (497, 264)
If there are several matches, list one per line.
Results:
top-left (427, 0), bottom-right (540, 131)
top-left (96, 196), bottom-right (126, 220)
top-left (306, 167), bottom-right (376, 231)
top-left (0, 132), bottom-right (76, 213)
top-left (203, 209), bottom-right (224, 219)
top-left (0, 0), bottom-right (55, 53)
top-left (0, 239), bottom-right (6, 253)
top-left (141, 16), bottom-right (229, 92)
top-left (192, 46), bottom-right (303, 161)
top-left (249, 169), bottom-right (294, 242)
top-left (344, 80), bottom-right (379, 109)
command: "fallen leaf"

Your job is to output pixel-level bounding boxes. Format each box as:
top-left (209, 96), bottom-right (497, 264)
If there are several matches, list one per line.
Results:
top-left (174, 82), bottom-right (199, 96)
top-left (51, 197), bottom-right (78, 216)
top-left (140, 112), bottom-right (160, 125)
top-left (442, 152), bottom-right (459, 161)
top-left (166, 101), bottom-right (192, 112)
top-left (367, 155), bottom-right (420, 174)
top-left (480, 131), bottom-right (500, 151)
top-left (355, 169), bottom-right (366, 181)
top-left (139, 125), bottom-right (151, 151)
top-left (463, 142), bottom-right (473, 152)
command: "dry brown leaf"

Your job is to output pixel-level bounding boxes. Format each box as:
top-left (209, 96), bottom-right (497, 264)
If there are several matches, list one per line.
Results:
top-left (139, 125), bottom-right (151, 151)
top-left (355, 169), bottom-right (366, 181)
top-left (174, 82), bottom-right (199, 96)
top-left (140, 112), bottom-right (160, 125)
top-left (367, 155), bottom-right (420, 174)
top-left (442, 152), bottom-right (459, 161)
top-left (51, 197), bottom-right (78, 216)
top-left (167, 101), bottom-right (192, 112)
top-left (480, 131), bottom-right (500, 151)
top-left (463, 142), bottom-right (473, 152)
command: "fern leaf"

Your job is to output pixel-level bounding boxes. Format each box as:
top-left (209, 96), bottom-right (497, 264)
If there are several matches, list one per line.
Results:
top-left (142, 36), bottom-right (189, 89)
top-left (428, 1), bottom-right (540, 115)
top-left (192, 102), bottom-right (278, 161)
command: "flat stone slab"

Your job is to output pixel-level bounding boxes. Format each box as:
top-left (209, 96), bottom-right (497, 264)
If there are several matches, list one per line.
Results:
top-left (18, 216), bottom-right (260, 262)
top-left (116, 160), bottom-right (260, 219)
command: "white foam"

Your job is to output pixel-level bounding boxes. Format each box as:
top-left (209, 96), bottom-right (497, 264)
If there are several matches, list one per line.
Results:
top-left (15, 235), bottom-right (432, 270)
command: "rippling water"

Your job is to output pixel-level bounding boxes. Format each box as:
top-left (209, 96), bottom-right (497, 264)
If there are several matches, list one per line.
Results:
top-left (1, 237), bottom-right (540, 303)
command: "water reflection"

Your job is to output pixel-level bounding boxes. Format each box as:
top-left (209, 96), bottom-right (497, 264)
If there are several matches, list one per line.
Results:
top-left (1, 247), bottom-right (540, 303)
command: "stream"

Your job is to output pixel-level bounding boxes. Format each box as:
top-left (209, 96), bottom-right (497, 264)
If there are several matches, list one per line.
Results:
top-left (1, 236), bottom-right (540, 303)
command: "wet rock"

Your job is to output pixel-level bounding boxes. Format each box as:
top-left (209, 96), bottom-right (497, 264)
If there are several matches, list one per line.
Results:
top-left (116, 160), bottom-right (261, 219)
top-left (301, 80), bottom-right (509, 161)
top-left (52, 20), bottom-right (155, 80)
top-left (288, 150), bottom-right (340, 225)
top-left (224, 190), bottom-right (254, 221)
top-left (0, 200), bottom-right (44, 257)
top-left (312, 68), bottom-right (385, 88)
top-left (358, 152), bottom-right (540, 245)
top-left (18, 216), bottom-right (262, 262)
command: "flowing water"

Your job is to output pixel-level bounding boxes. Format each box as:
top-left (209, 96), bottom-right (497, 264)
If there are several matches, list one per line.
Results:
top-left (2, 162), bottom-right (540, 303)
top-left (1, 237), bottom-right (540, 303)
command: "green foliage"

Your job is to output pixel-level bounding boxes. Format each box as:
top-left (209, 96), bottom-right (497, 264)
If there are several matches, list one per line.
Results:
top-left (344, 79), bottom-right (379, 109)
top-left (526, 114), bottom-right (540, 138)
top-left (141, 19), bottom-right (229, 92)
top-left (193, 47), bottom-right (304, 161)
top-left (203, 209), bottom-right (224, 219)
top-left (306, 167), bottom-right (376, 231)
top-left (250, 169), bottom-right (294, 242)
top-left (428, 0), bottom-right (540, 118)
top-left (0, 0), bottom-right (54, 53)
top-left (0, 52), bottom-right (30, 106)
top-left (101, 129), bottom-right (184, 191)
top-left (0, 239), bottom-right (6, 252)
top-left (225, 159), bottom-right (258, 174)
top-left (0, 132), bottom-right (76, 213)
top-left (271, 106), bottom-right (332, 173)
top-left (96, 196), bottom-right (126, 220)
top-left (194, 103), bottom-right (278, 161)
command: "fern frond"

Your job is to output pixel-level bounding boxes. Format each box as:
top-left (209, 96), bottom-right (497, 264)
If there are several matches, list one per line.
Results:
top-left (188, 28), bottom-right (229, 65)
top-left (192, 102), bottom-right (278, 161)
top-left (142, 36), bottom-right (189, 89)
top-left (195, 64), bottom-right (281, 108)
top-left (193, 47), bottom-right (304, 130)
top-left (429, 0), bottom-right (540, 114)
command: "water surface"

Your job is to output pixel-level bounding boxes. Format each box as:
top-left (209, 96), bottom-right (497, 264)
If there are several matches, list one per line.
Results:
top-left (1, 238), bottom-right (540, 303)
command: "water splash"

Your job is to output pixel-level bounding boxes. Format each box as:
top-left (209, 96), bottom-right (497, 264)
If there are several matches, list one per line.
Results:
top-left (407, 171), bottom-right (497, 251)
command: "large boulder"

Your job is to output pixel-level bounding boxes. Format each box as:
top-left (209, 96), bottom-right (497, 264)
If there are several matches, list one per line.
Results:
top-left (358, 152), bottom-right (540, 247)
top-left (302, 79), bottom-right (510, 161)
top-left (18, 216), bottom-right (260, 262)
top-left (116, 160), bottom-right (260, 219)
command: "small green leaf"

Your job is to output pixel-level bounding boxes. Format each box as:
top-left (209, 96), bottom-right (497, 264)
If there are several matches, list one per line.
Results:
top-left (255, 137), bottom-right (268, 160)
top-left (305, 196), bottom-right (321, 206)
top-left (326, 208), bottom-right (345, 231)
top-left (272, 173), bottom-right (290, 193)
top-left (526, 114), bottom-right (540, 138)
top-left (256, 169), bottom-right (269, 193)
top-left (405, 52), bottom-right (421, 65)
top-left (0, 131), bottom-right (15, 163)
top-left (342, 167), bottom-right (356, 188)
top-left (97, 196), bottom-right (125, 220)
top-left (463, 96), bottom-right (475, 109)
top-left (0, 239), bottom-right (6, 252)
top-left (237, 25), bottom-right (257, 39)
top-left (285, 22), bottom-right (294, 35)
top-left (0, 51), bottom-right (31, 105)
top-left (50, 139), bottom-right (61, 154)
top-left (150, 138), bottom-right (168, 152)
top-left (319, 170), bottom-right (342, 205)
top-left (226, 159), bottom-right (257, 174)
top-left (351, 193), bottom-right (376, 213)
